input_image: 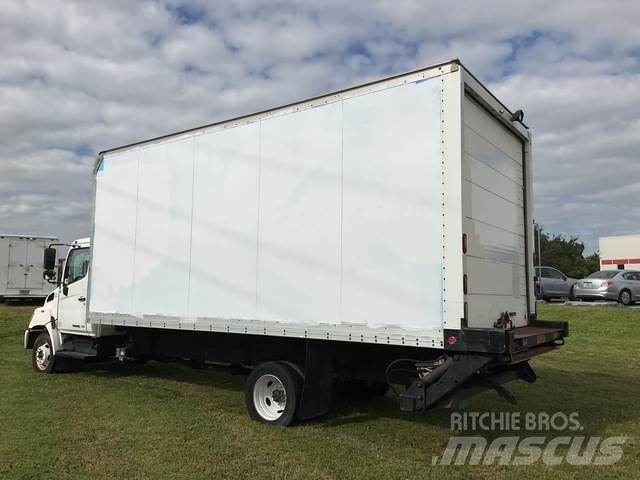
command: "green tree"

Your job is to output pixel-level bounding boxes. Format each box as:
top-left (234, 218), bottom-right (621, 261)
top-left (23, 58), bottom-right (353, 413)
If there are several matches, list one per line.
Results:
top-left (534, 227), bottom-right (600, 279)
top-left (581, 252), bottom-right (601, 277)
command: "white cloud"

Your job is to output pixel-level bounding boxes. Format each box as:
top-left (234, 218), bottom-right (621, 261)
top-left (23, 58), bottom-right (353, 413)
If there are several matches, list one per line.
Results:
top-left (0, 0), bottom-right (638, 253)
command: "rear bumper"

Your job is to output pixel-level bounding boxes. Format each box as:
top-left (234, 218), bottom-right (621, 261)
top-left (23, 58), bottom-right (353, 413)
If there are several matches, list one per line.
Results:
top-left (444, 318), bottom-right (568, 360)
top-left (400, 320), bottom-right (568, 412)
top-left (573, 287), bottom-right (617, 301)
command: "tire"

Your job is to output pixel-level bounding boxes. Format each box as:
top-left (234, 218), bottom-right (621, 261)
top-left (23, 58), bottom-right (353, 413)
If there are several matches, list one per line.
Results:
top-left (618, 289), bottom-right (633, 306)
top-left (32, 332), bottom-right (56, 373)
top-left (569, 286), bottom-right (577, 301)
top-left (245, 361), bottom-right (302, 426)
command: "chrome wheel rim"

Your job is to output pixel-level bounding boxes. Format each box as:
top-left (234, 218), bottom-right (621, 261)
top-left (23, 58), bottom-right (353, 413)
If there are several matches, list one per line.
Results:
top-left (253, 374), bottom-right (286, 421)
top-left (35, 341), bottom-right (51, 370)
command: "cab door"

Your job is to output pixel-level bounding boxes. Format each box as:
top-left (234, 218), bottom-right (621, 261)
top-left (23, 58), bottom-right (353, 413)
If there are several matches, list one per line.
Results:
top-left (57, 247), bottom-right (90, 333)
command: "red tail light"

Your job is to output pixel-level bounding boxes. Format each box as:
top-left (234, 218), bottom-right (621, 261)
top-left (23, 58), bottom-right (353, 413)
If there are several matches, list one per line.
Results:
top-left (601, 280), bottom-right (611, 287)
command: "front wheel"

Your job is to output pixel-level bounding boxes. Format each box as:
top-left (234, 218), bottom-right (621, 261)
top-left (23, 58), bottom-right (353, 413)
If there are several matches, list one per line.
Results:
top-left (245, 361), bottom-right (301, 426)
top-left (569, 286), bottom-right (577, 301)
top-left (32, 332), bottom-right (56, 373)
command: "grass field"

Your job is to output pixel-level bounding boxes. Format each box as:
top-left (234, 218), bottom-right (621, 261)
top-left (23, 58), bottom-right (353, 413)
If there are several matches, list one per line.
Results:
top-left (1, 303), bottom-right (638, 479)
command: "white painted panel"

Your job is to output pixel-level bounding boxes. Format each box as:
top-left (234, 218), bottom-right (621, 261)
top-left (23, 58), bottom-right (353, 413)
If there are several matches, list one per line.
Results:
top-left (7, 239), bottom-right (26, 288)
top-left (132, 139), bottom-right (193, 316)
top-left (342, 79), bottom-right (443, 329)
top-left (90, 151), bottom-right (139, 313)
top-left (257, 103), bottom-right (342, 324)
top-left (0, 239), bottom-right (8, 292)
top-left (189, 124), bottom-right (260, 319)
top-left (88, 66), bottom-right (462, 346)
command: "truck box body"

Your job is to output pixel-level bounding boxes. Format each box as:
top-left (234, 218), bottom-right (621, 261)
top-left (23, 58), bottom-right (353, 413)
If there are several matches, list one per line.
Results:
top-left (0, 234), bottom-right (58, 300)
top-left (88, 60), bottom-right (535, 349)
top-left (599, 234), bottom-right (640, 270)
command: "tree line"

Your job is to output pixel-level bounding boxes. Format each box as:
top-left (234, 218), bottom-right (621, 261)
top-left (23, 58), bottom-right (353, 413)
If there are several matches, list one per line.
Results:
top-left (534, 228), bottom-right (600, 279)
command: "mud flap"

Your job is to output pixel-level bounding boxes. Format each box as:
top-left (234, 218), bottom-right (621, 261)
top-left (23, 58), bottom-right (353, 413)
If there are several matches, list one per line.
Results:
top-left (297, 340), bottom-right (334, 420)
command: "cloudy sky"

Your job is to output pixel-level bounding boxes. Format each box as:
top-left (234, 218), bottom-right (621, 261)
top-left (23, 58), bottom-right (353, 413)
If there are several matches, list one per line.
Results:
top-left (1, 0), bottom-right (638, 252)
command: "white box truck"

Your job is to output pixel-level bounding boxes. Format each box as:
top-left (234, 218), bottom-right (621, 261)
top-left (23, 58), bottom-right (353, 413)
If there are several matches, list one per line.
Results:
top-left (25, 60), bottom-right (567, 425)
top-left (599, 234), bottom-right (640, 270)
top-left (0, 234), bottom-right (58, 301)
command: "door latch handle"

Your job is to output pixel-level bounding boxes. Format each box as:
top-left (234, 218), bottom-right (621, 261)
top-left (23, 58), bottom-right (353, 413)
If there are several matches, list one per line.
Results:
top-left (78, 297), bottom-right (86, 302)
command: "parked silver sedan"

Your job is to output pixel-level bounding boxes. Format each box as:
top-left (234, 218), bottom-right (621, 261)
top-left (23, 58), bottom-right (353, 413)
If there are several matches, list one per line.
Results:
top-left (573, 270), bottom-right (640, 305)
top-left (535, 266), bottom-right (578, 301)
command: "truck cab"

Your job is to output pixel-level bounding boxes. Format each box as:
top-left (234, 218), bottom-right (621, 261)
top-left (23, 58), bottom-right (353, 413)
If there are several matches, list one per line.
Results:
top-left (24, 238), bottom-right (120, 372)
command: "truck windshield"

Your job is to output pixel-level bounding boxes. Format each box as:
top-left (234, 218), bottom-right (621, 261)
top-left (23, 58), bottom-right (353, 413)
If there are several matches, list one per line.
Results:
top-left (64, 248), bottom-right (90, 284)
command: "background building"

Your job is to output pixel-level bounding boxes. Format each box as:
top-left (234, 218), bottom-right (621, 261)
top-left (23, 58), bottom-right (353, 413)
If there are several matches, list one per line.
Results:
top-left (599, 234), bottom-right (640, 270)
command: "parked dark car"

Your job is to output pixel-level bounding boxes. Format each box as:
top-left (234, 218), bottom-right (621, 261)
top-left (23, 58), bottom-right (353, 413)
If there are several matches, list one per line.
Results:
top-left (535, 266), bottom-right (578, 301)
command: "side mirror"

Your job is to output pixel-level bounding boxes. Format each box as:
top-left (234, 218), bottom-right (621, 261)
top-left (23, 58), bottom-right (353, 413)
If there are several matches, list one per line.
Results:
top-left (43, 247), bottom-right (58, 285)
top-left (44, 247), bottom-right (57, 271)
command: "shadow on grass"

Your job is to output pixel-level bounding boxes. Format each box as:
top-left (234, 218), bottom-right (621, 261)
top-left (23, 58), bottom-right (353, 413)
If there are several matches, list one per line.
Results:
top-left (74, 358), bottom-right (639, 433)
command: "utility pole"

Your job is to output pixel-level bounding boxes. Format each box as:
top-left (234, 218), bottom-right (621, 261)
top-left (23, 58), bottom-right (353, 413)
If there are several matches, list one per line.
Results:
top-left (534, 221), bottom-right (542, 270)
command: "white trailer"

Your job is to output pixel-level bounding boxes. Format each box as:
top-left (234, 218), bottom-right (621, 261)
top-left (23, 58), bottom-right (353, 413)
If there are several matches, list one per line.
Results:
top-left (0, 234), bottom-right (58, 301)
top-left (599, 234), bottom-right (640, 271)
top-left (25, 60), bottom-right (567, 425)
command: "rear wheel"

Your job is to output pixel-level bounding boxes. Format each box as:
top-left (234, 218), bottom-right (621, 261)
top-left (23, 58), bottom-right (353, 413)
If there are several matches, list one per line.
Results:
top-left (618, 289), bottom-right (633, 306)
top-left (32, 332), bottom-right (56, 373)
top-left (245, 361), bottom-right (302, 426)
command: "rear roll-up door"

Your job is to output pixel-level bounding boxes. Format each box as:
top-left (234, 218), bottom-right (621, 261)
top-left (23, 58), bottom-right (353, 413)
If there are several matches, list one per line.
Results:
top-left (462, 94), bottom-right (528, 328)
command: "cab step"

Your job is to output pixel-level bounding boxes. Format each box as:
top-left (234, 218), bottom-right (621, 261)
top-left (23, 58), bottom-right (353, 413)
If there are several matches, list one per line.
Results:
top-left (55, 350), bottom-right (97, 360)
